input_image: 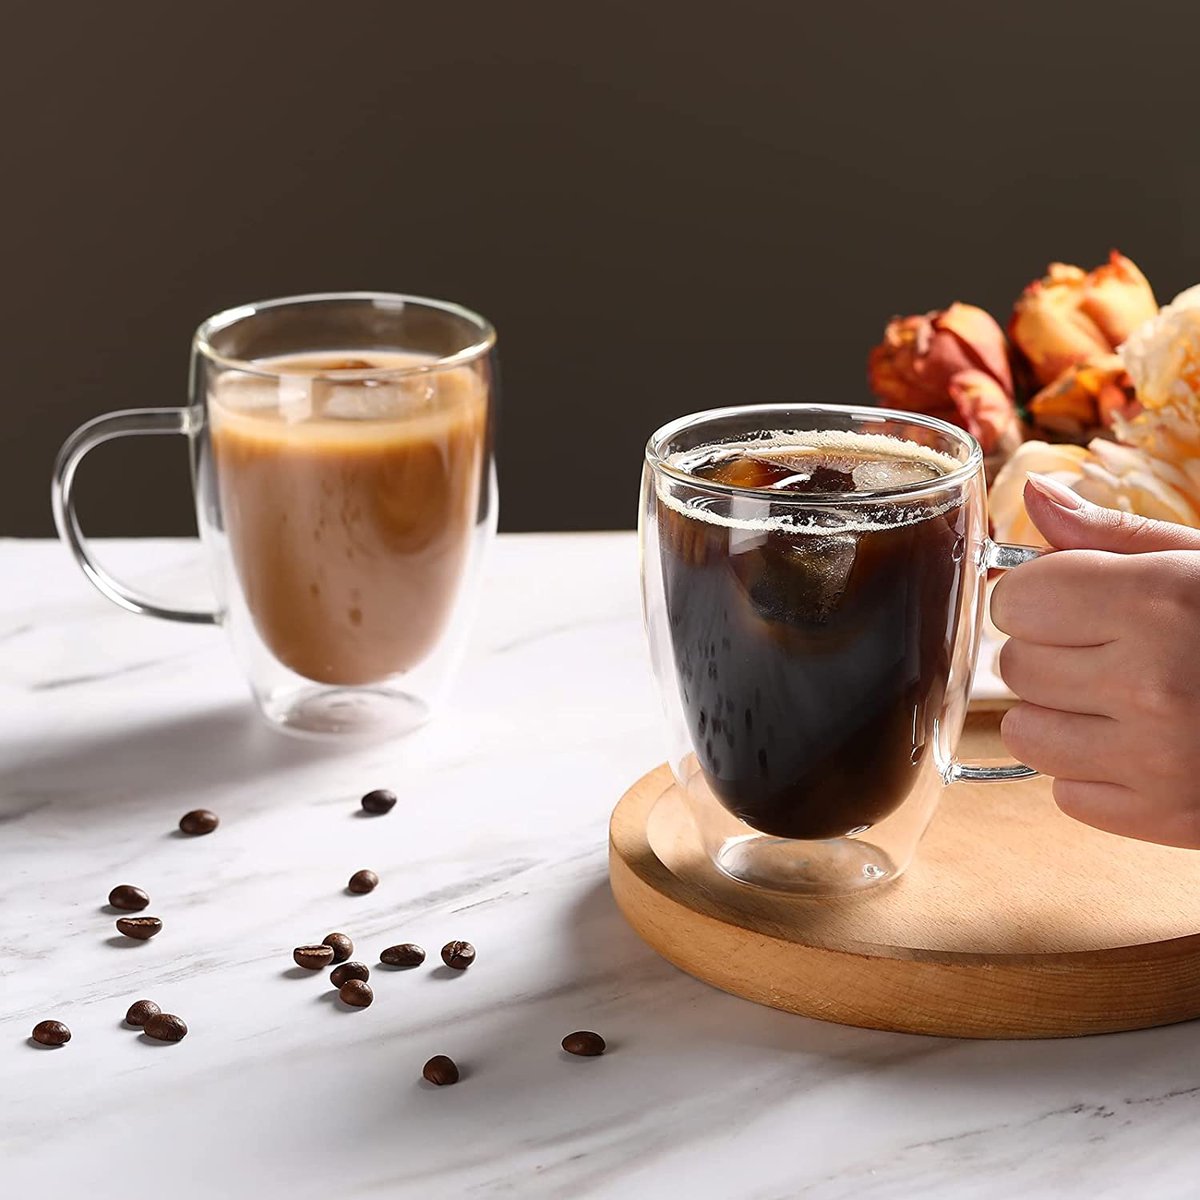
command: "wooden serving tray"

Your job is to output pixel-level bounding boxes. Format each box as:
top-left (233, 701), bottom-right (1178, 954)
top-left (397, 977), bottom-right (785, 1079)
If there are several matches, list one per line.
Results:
top-left (610, 715), bottom-right (1200, 1038)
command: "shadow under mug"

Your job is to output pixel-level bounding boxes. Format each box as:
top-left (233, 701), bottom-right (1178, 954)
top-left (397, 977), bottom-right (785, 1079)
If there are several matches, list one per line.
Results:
top-left (52, 292), bottom-right (498, 740)
top-left (640, 403), bottom-right (1037, 896)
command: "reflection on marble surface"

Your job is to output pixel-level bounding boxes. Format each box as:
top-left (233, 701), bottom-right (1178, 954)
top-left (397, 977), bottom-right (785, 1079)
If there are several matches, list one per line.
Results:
top-left (2, 536), bottom-right (1198, 1200)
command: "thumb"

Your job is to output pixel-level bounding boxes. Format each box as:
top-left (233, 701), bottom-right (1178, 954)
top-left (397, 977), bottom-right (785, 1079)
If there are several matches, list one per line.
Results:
top-left (1023, 472), bottom-right (1200, 553)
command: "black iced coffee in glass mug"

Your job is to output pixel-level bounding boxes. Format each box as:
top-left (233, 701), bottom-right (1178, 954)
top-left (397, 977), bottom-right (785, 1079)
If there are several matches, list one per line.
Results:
top-left (640, 404), bottom-right (1038, 895)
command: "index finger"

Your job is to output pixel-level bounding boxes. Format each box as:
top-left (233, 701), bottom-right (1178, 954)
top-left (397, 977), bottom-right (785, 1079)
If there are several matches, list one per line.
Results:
top-left (990, 549), bottom-right (1130, 646)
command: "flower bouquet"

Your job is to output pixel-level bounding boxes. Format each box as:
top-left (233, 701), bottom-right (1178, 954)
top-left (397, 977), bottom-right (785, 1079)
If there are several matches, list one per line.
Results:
top-left (867, 252), bottom-right (1200, 541)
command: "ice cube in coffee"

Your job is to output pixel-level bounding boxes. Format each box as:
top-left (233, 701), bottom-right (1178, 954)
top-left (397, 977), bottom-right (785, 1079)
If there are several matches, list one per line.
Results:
top-left (657, 432), bottom-right (966, 841)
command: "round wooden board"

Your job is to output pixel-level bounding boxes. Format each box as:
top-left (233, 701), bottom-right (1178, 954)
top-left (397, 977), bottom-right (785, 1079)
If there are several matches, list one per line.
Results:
top-left (610, 724), bottom-right (1200, 1039)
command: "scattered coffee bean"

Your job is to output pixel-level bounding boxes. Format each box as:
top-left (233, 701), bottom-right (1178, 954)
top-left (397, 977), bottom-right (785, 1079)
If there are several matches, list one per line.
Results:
top-left (380, 943), bottom-right (425, 968)
top-left (330, 962), bottom-right (370, 987)
top-left (125, 999), bottom-right (161, 1027)
top-left (440, 940), bottom-right (475, 970)
top-left (294, 944), bottom-right (335, 970)
top-left (562, 1031), bottom-right (606, 1057)
top-left (348, 869), bottom-right (378, 894)
top-left (179, 808), bottom-right (219, 836)
top-left (116, 916), bottom-right (163, 941)
top-left (108, 884), bottom-right (149, 911)
top-left (422, 1054), bottom-right (459, 1085)
top-left (322, 932), bottom-right (353, 963)
top-left (143, 1013), bottom-right (187, 1042)
top-left (31, 1020), bottom-right (71, 1047)
top-left (361, 788), bottom-right (397, 815)
top-left (338, 979), bottom-right (373, 1008)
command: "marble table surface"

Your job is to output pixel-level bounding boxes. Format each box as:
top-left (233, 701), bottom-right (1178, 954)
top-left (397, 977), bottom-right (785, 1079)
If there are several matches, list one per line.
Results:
top-left (3, 535), bottom-right (1198, 1200)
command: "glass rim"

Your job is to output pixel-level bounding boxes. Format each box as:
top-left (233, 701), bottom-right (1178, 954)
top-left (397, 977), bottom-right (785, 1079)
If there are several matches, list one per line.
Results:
top-left (645, 403), bottom-right (984, 505)
top-left (192, 291), bottom-right (497, 380)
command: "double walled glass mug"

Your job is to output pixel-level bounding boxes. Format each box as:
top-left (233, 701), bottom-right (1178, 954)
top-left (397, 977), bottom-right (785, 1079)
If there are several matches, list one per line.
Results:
top-left (53, 293), bottom-right (497, 739)
top-left (640, 403), bottom-right (1037, 896)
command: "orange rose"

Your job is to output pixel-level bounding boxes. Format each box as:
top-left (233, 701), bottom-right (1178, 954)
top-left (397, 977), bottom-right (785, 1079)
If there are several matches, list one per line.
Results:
top-left (1027, 354), bottom-right (1140, 438)
top-left (867, 303), bottom-right (1021, 455)
top-left (1010, 251), bottom-right (1156, 387)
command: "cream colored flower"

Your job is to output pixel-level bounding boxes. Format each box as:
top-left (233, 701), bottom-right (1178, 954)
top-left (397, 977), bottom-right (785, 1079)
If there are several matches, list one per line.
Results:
top-left (989, 442), bottom-right (1090, 546)
top-left (1120, 284), bottom-right (1200, 412)
top-left (990, 438), bottom-right (1200, 546)
top-left (1116, 291), bottom-right (1200, 472)
top-left (1078, 439), bottom-right (1200, 524)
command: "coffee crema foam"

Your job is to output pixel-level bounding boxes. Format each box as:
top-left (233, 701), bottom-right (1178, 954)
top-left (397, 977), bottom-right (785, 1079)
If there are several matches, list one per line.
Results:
top-left (658, 430), bottom-right (966, 535)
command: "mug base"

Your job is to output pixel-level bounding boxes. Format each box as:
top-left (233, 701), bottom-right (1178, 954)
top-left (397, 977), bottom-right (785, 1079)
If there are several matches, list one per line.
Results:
top-left (261, 685), bottom-right (431, 742)
top-left (662, 762), bottom-right (934, 898)
top-left (712, 832), bottom-right (901, 897)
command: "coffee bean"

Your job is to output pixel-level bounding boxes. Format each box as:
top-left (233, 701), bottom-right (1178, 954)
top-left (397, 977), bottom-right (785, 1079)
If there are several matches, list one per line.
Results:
top-left (31, 1020), bottom-right (71, 1047)
top-left (347, 869), bottom-right (378, 894)
top-left (322, 932), bottom-right (353, 963)
top-left (380, 943), bottom-right (425, 968)
top-left (143, 1013), bottom-right (187, 1042)
top-left (125, 999), bottom-right (160, 1027)
top-left (330, 962), bottom-right (370, 987)
top-left (116, 916), bottom-right (162, 941)
top-left (179, 809), bottom-right (219, 836)
top-left (562, 1031), bottom-right (606, 1057)
top-left (440, 940), bottom-right (475, 970)
top-left (338, 979), bottom-right (373, 1007)
top-left (293, 944), bottom-right (335, 970)
top-left (422, 1055), bottom-right (459, 1085)
top-left (361, 788), bottom-right (397, 815)
top-left (108, 884), bottom-right (149, 911)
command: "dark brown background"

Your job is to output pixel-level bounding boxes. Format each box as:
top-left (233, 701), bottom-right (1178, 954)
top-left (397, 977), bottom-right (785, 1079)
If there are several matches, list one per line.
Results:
top-left (4, 0), bottom-right (1198, 535)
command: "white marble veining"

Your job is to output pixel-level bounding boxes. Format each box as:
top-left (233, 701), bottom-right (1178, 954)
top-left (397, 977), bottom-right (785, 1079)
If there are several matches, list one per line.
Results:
top-left (1, 535), bottom-right (1197, 1200)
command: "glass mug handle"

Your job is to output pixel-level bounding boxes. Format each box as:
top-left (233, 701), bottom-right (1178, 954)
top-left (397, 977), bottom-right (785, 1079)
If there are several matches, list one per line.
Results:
top-left (945, 538), bottom-right (1043, 784)
top-left (51, 408), bottom-right (220, 625)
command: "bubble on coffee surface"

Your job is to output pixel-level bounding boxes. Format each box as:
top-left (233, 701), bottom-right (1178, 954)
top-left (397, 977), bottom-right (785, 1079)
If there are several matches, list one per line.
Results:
top-left (661, 430), bottom-right (962, 534)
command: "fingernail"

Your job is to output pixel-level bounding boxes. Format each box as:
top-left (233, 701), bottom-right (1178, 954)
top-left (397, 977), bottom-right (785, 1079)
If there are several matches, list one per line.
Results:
top-left (1026, 472), bottom-right (1085, 511)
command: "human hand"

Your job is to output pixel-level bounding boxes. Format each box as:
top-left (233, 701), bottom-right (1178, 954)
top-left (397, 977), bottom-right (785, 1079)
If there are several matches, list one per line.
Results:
top-left (991, 473), bottom-right (1200, 848)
